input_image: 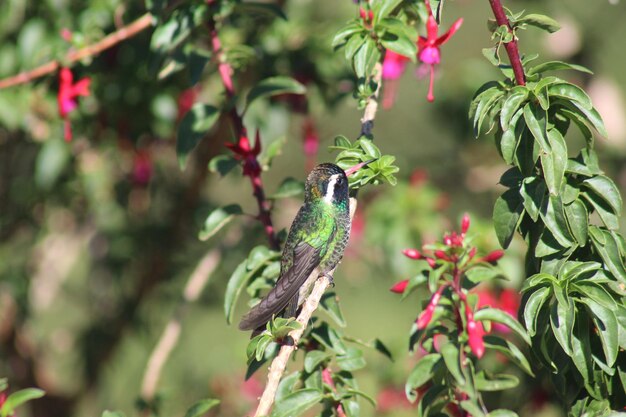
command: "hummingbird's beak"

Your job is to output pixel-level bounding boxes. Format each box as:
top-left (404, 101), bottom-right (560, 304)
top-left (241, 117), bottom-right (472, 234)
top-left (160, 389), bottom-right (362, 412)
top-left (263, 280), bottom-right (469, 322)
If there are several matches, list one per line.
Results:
top-left (344, 158), bottom-right (378, 177)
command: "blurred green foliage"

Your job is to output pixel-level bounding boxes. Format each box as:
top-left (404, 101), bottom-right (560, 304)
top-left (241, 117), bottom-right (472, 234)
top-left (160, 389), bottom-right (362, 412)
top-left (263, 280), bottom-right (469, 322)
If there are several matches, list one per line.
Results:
top-left (1, 0), bottom-right (626, 417)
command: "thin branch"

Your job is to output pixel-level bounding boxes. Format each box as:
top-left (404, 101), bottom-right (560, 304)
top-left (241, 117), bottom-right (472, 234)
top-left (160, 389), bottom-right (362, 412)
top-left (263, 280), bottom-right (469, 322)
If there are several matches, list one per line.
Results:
top-left (0, 13), bottom-right (152, 90)
top-left (208, 23), bottom-right (279, 250)
top-left (487, 0), bottom-right (526, 86)
top-left (140, 250), bottom-right (221, 410)
top-left (360, 62), bottom-right (383, 137)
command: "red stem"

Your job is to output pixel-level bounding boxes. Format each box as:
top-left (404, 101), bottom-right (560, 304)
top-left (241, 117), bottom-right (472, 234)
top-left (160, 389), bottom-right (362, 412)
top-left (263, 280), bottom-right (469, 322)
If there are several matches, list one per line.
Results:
top-left (487, 0), bottom-right (526, 86)
top-left (208, 24), bottom-right (279, 250)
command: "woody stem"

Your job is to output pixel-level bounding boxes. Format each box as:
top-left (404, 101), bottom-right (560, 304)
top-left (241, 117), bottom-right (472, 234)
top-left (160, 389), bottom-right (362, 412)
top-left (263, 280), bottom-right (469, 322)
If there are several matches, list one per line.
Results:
top-left (487, 0), bottom-right (526, 86)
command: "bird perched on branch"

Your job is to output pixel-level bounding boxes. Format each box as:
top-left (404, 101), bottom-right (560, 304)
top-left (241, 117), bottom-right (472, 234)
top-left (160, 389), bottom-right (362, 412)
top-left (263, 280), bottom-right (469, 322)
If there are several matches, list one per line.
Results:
top-left (239, 160), bottom-right (375, 333)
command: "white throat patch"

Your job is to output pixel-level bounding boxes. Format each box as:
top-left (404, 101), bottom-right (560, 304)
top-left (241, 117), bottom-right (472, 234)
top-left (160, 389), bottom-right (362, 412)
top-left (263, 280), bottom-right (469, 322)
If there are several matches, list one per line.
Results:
top-left (323, 174), bottom-right (340, 204)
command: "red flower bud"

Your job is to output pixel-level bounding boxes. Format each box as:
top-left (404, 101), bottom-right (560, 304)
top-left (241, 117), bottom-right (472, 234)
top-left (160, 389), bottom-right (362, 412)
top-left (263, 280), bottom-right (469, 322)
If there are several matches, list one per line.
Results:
top-left (468, 247), bottom-right (477, 261)
top-left (467, 319), bottom-right (485, 358)
top-left (416, 290), bottom-right (442, 329)
top-left (390, 279), bottom-right (409, 294)
top-left (434, 250), bottom-right (448, 260)
top-left (481, 249), bottom-right (504, 263)
top-left (461, 213), bottom-right (470, 234)
top-left (426, 257), bottom-right (436, 268)
top-left (403, 248), bottom-right (422, 260)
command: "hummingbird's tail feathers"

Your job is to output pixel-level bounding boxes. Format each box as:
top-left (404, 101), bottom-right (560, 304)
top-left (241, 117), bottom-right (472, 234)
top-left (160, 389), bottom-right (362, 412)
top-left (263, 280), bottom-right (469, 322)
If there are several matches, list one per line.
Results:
top-left (238, 243), bottom-right (321, 331)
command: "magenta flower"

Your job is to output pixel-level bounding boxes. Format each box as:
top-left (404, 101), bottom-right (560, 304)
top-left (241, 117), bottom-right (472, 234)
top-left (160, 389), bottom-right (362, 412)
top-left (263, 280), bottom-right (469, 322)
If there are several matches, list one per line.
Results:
top-left (225, 131), bottom-right (262, 177)
top-left (481, 249), bottom-right (505, 263)
top-left (465, 308), bottom-right (485, 358)
top-left (390, 279), bottom-right (409, 294)
top-left (417, 7), bottom-right (463, 102)
top-left (416, 289), bottom-right (443, 329)
top-left (382, 51), bottom-right (411, 109)
top-left (403, 248), bottom-right (423, 260)
top-left (57, 67), bottom-right (91, 141)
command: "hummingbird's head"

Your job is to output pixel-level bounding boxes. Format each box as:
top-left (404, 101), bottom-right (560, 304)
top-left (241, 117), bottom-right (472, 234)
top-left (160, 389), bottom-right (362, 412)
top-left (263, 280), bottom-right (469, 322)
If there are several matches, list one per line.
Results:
top-left (306, 163), bottom-right (349, 205)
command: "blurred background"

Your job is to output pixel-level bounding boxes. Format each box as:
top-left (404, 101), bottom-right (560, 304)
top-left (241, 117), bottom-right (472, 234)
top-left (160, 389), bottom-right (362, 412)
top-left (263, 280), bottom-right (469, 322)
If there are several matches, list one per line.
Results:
top-left (1, 0), bottom-right (625, 416)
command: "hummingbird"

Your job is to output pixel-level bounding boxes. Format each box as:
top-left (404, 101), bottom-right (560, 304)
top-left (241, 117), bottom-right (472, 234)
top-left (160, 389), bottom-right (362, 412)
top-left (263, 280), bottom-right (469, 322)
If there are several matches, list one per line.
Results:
top-left (239, 160), bottom-right (375, 332)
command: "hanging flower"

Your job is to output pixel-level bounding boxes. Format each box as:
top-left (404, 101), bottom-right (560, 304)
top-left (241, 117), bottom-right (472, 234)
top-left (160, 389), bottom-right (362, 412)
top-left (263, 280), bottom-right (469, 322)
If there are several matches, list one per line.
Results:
top-left (225, 131), bottom-right (262, 177)
top-left (466, 309), bottom-right (485, 358)
top-left (417, 5), bottom-right (463, 102)
top-left (382, 51), bottom-right (411, 109)
top-left (390, 279), bottom-right (409, 293)
top-left (57, 67), bottom-right (91, 141)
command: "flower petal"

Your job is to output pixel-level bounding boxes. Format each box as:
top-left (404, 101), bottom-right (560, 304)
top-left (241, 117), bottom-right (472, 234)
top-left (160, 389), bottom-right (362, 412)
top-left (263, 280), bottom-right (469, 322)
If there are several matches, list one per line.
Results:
top-left (435, 18), bottom-right (463, 46)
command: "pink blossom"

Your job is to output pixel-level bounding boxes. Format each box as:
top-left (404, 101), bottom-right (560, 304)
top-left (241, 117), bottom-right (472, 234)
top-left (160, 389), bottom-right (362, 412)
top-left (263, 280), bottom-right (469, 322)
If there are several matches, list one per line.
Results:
top-left (466, 315), bottom-right (485, 358)
top-left (417, 4), bottom-right (463, 102)
top-left (57, 67), bottom-right (91, 141)
top-left (461, 213), bottom-right (470, 234)
top-left (416, 290), bottom-right (442, 329)
top-left (481, 250), bottom-right (505, 263)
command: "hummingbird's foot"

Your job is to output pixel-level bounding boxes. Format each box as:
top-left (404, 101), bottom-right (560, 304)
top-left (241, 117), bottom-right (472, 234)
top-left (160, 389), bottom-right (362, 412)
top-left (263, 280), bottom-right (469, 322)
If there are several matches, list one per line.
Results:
top-left (324, 273), bottom-right (335, 287)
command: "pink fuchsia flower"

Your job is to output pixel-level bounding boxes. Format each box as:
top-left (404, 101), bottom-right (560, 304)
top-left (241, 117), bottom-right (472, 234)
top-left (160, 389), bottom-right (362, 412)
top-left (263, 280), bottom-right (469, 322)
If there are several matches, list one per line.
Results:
top-left (177, 87), bottom-right (198, 122)
top-left (461, 213), bottom-right (470, 234)
top-left (225, 131), bottom-right (262, 177)
top-left (382, 51), bottom-right (411, 109)
top-left (474, 287), bottom-right (520, 334)
top-left (57, 67), bottom-right (91, 141)
top-left (417, 6), bottom-right (463, 102)
top-left (390, 279), bottom-right (409, 294)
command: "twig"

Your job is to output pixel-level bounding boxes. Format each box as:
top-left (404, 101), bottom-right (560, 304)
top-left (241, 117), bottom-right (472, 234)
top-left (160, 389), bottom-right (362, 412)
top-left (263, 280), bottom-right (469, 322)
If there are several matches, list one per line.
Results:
top-left (140, 250), bottom-right (221, 410)
top-left (252, 198), bottom-right (358, 417)
top-left (208, 23), bottom-right (279, 250)
top-left (0, 13), bottom-right (152, 90)
top-left (360, 62), bottom-right (383, 137)
top-left (487, 0), bottom-right (526, 86)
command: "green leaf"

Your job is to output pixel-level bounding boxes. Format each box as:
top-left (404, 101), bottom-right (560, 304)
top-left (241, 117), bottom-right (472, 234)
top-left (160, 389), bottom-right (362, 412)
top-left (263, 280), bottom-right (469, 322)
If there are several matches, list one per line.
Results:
top-left (270, 389), bottom-right (324, 417)
top-left (500, 88), bottom-right (529, 130)
top-left (246, 76), bottom-right (306, 109)
top-left (183, 399), bottom-right (220, 417)
top-left (520, 177), bottom-right (547, 222)
top-left (405, 353), bottom-right (441, 402)
top-left (357, 138), bottom-right (381, 158)
top-left (541, 129), bottom-right (567, 195)
top-left (319, 292), bottom-right (346, 327)
top-left (441, 343), bottom-right (465, 386)
top-left (334, 135), bottom-right (352, 148)
top-left (548, 82), bottom-right (593, 110)
top-left (208, 154), bottom-right (238, 176)
top-left (271, 177), bottom-right (304, 199)
top-left (177, 104), bottom-right (220, 169)
top-left (345, 389), bottom-right (377, 407)
top-left (466, 266), bottom-right (500, 284)
top-left (581, 190), bottom-right (619, 230)
top-left (35, 138), bottom-right (71, 190)
top-left (540, 195), bottom-right (574, 247)
top-left (493, 188), bottom-right (524, 249)
top-left (549, 287), bottom-right (575, 355)
top-left (337, 347), bottom-right (367, 371)
top-left (353, 37), bottom-right (380, 78)
top-left (583, 175), bottom-right (622, 215)
top-left (579, 298), bottom-right (619, 367)
top-left (483, 335), bottom-right (534, 376)
top-left (517, 13), bottom-right (561, 33)
top-left (332, 22), bottom-right (363, 48)
top-left (1, 388), bottom-right (45, 417)
top-left (344, 33), bottom-right (366, 60)
top-left (102, 412), bottom-right (125, 417)
top-left (523, 103), bottom-right (550, 153)
top-left (373, 0), bottom-right (403, 21)
top-left (224, 260), bottom-right (249, 325)
top-left (570, 309), bottom-right (594, 387)
top-left (559, 99), bottom-right (607, 138)
top-left (276, 371), bottom-right (301, 403)
top-left (475, 371), bottom-right (519, 391)
top-left (487, 410), bottom-right (519, 417)
top-left (304, 351), bottom-right (331, 373)
top-left (198, 204), bottom-right (243, 241)
top-left (460, 400), bottom-right (486, 417)
top-left (589, 227), bottom-right (626, 283)
top-left (527, 61), bottom-right (592, 76)
top-left (474, 307), bottom-right (531, 345)
top-left (474, 89), bottom-right (505, 136)
top-left (380, 32), bottom-right (417, 59)
top-left (523, 286), bottom-right (552, 337)
top-left (564, 199), bottom-right (588, 246)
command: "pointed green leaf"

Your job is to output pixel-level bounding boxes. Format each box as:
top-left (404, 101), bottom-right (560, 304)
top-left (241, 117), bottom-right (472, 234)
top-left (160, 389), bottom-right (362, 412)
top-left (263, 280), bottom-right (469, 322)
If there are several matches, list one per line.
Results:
top-left (517, 14), bottom-right (560, 33)
top-left (184, 399), bottom-right (220, 417)
top-left (270, 389), bottom-right (324, 417)
top-left (549, 288), bottom-right (574, 355)
top-left (441, 343), bottom-right (465, 385)
top-left (246, 77), bottom-right (306, 108)
top-left (493, 188), bottom-right (524, 249)
top-left (475, 371), bottom-right (519, 391)
top-left (177, 104), bottom-right (220, 169)
top-left (405, 354), bottom-right (441, 402)
top-left (564, 199), bottom-right (588, 246)
top-left (319, 292), bottom-right (346, 327)
top-left (541, 129), bottom-right (567, 195)
top-left (583, 175), bottom-right (622, 215)
top-left (523, 103), bottom-right (550, 153)
top-left (548, 82), bottom-right (593, 110)
top-left (500, 88), bottom-right (529, 130)
top-left (579, 298), bottom-right (618, 367)
top-left (474, 307), bottom-right (530, 345)
top-left (483, 335), bottom-right (534, 376)
top-left (527, 61), bottom-right (592, 76)
top-left (523, 286), bottom-right (551, 337)
top-left (199, 204), bottom-right (243, 241)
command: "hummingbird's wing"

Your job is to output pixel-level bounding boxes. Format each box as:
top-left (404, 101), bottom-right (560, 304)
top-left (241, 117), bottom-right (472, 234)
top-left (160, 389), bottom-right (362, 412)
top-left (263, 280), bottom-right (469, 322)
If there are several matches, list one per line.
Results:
top-left (238, 242), bottom-right (321, 331)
